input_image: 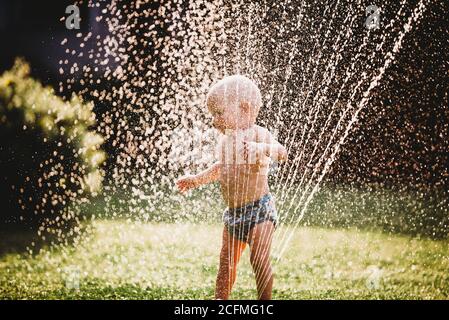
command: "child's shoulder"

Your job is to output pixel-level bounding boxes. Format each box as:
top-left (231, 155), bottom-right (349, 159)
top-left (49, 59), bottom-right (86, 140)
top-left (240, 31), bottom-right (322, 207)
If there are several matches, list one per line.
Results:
top-left (254, 124), bottom-right (270, 133)
top-left (253, 125), bottom-right (273, 142)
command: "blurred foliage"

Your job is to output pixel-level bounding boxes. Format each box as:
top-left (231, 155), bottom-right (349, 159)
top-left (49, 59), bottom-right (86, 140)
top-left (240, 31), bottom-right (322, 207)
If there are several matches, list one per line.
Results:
top-left (299, 185), bottom-right (449, 240)
top-left (0, 58), bottom-right (105, 237)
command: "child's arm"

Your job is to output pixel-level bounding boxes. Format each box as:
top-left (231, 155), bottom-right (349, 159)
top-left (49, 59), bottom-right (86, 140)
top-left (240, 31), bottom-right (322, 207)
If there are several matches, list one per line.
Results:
top-left (245, 128), bottom-right (288, 163)
top-left (263, 140), bottom-right (288, 161)
top-left (176, 162), bottom-right (221, 194)
top-left (246, 141), bottom-right (288, 162)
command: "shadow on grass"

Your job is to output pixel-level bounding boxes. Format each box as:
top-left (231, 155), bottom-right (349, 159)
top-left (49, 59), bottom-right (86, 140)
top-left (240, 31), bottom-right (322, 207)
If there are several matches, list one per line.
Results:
top-left (0, 225), bottom-right (42, 256)
top-left (0, 221), bottom-right (89, 257)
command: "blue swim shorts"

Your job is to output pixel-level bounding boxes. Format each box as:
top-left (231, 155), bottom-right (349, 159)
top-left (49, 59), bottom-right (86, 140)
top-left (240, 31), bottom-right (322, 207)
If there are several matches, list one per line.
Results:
top-left (223, 194), bottom-right (278, 243)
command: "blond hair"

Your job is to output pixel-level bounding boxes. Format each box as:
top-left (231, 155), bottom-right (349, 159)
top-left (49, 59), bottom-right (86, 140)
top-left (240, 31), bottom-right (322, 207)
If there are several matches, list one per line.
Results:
top-left (206, 75), bottom-right (262, 113)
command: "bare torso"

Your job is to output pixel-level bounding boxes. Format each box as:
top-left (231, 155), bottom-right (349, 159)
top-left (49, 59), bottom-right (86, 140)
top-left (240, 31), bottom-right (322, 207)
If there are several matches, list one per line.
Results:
top-left (217, 126), bottom-right (271, 208)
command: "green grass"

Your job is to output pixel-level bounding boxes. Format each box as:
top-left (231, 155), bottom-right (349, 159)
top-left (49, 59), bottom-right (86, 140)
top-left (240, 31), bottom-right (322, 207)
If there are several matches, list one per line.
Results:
top-left (0, 220), bottom-right (448, 299)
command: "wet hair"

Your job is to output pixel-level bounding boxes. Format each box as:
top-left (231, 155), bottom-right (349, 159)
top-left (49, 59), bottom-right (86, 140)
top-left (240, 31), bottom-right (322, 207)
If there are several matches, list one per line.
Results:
top-left (206, 75), bottom-right (262, 113)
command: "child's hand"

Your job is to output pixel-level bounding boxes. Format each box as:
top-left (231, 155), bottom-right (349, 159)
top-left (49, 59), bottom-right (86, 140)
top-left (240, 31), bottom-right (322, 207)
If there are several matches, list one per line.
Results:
top-left (242, 141), bottom-right (266, 164)
top-left (243, 141), bottom-right (287, 163)
top-left (176, 175), bottom-right (197, 194)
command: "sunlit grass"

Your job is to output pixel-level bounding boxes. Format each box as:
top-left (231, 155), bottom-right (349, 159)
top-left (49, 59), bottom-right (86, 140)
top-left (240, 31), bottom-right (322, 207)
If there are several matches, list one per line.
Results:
top-left (1, 220), bottom-right (448, 299)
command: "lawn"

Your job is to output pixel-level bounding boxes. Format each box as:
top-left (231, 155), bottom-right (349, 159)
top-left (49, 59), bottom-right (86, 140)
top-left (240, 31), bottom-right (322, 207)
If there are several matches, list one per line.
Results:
top-left (0, 220), bottom-right (448, 299)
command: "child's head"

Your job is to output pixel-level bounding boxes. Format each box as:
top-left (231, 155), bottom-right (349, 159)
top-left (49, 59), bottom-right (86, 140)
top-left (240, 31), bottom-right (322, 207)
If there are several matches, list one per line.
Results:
top-left (206, 75), bottom-right (262, 132)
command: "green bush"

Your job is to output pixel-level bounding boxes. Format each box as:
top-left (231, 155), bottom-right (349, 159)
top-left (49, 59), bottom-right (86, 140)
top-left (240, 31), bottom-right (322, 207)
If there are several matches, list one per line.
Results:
top-left (0, 58), bottom-right (105, 241)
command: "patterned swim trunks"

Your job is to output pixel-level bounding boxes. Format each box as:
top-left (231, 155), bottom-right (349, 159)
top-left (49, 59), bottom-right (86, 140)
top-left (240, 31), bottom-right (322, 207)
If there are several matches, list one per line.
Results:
top-left (223, 194), bottom-right (278, 243)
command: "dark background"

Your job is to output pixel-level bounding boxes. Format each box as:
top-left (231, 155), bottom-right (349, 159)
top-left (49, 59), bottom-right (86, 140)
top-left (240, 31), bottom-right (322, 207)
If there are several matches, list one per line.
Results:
top-left (332, 0), bottom-right (448, 192)
top-left (0, 0), bottom-right (101, 84)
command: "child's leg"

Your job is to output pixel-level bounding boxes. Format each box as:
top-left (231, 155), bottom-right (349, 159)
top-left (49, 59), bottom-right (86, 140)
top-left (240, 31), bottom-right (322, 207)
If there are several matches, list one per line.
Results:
top-left (215, 227), bottom-right (246, 299)
top-left (248, 221), bottom-right (275, 300)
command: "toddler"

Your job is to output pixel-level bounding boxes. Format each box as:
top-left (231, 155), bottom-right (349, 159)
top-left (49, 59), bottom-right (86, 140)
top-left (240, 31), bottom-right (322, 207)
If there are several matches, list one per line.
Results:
top-left (176, 75), bottom-right (287, 299)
